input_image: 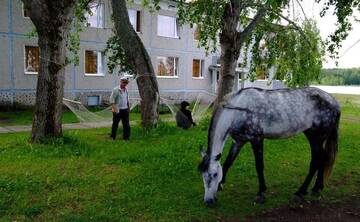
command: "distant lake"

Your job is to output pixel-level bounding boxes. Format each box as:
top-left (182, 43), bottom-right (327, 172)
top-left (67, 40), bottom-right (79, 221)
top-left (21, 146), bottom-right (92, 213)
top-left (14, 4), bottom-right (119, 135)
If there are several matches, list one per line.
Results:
top-left (311, 85), bottom-right (360, 95)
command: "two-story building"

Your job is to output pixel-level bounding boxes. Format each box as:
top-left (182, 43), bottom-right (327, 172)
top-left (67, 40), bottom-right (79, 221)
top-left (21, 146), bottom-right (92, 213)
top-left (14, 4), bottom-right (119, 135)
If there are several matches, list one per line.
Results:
top-left (0, 0), bottom-right (284, 107)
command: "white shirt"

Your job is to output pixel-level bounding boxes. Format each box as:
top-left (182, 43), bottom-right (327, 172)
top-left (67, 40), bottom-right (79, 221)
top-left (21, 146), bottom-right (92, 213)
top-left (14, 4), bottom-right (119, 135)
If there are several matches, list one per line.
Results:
top-left (118, 88), bottom-right (129, 110)
top-left (110, 86), bottom-right (129, 111)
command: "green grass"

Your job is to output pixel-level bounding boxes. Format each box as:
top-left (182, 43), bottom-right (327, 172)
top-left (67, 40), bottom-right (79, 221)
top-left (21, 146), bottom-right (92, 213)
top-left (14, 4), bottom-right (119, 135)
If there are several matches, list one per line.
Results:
top-left (0, 108), bottom-right (173, 127)
top-left (0, 109), bottom-right (79, 126)
top-left (0, 94), bottom-right (359, 221)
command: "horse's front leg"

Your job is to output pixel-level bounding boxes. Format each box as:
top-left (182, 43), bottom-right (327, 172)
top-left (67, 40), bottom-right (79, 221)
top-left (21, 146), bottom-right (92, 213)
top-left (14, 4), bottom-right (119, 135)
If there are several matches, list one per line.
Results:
top-left (251, 139), bottom-right (267, 204)
top-left (219, 140), bottom-right (245, 190)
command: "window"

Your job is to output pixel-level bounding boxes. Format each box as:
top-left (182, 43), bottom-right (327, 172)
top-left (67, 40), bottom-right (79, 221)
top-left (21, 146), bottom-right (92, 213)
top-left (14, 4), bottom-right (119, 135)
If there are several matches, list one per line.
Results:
top-left (25, 46), bottom-right (40, 74)
top-left (157, 56), bottom-right (178, 77)
top-left (128, 9), bottom-right (141, 32)
top-left (87, 95), bottom-right (101, 106)
top-left (256, 66), bottom-right (268, 80)
top-left (157, 15), bottom-right (179, 38)
top-left (23, 4), bottom-right (31, 18)
top-left (194, 24), bottom-right (200, 40)
top-left (192, 59), bottom-right (204, 78)
top-left (85, 3), bottom-right (104, 28)
top-left (85, 50), bottom-right (104, 75)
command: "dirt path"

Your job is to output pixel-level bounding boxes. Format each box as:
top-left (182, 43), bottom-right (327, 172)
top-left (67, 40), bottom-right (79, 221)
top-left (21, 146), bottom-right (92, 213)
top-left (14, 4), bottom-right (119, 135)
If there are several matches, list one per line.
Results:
top-left (244, 195), bottom-right (360, 222)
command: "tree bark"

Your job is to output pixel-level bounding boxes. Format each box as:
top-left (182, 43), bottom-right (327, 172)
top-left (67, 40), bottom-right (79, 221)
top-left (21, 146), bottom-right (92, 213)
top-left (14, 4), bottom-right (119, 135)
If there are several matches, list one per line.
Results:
top-left (111, 0), bottom-right (160, 128)
top-left (214, 2), bottom-right (267, 109)
top-left (214, 1), bottom-right (242, 109)
top-left (22, 0), bottom-right (77, 142)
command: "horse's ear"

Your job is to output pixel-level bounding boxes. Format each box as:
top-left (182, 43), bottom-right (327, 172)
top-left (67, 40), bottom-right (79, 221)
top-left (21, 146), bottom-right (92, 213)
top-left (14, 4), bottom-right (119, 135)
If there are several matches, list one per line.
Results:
top-left (199, 145), bottom-right (206, 157)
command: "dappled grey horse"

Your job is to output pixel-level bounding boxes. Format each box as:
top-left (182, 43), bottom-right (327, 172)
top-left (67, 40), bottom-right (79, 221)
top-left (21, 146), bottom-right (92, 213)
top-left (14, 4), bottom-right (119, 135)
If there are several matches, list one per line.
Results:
top-left (199, 87), bottom-right (340, 205)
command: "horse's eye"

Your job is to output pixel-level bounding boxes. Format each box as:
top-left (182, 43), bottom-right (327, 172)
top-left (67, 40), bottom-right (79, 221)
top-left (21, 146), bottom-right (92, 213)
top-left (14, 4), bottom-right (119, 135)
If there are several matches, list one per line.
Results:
top-left (214, 173), bottom-right (218, 177)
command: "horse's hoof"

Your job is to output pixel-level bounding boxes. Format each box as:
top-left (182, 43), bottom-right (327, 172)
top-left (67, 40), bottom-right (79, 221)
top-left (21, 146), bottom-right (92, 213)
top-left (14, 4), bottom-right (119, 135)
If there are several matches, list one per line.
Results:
top-left (309, 190), bottom-right (322, 202)
top-left (291, 194), bottom-right (304, 203)
top-left (254, 194), bottom-right (266, 204)
top-left (218, 183), bottom-right (224, 191)
top-left (310, 190), bottom-right (320, 197)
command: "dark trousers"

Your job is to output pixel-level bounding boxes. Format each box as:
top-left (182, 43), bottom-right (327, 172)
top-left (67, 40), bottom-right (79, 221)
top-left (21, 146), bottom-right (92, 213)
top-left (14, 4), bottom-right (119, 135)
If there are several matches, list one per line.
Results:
top-left (111, 109), bottom-right (130, 140)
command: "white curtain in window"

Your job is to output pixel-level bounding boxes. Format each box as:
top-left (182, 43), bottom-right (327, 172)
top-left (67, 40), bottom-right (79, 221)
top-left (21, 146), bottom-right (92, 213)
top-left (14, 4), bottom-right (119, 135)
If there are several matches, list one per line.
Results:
top-left (97, 52), bottom-right (103, 74)
top-left (156, 56), bottom-right (178, 76)
top-left (86, 3), bottom-right (104, 28)
top-left (98, 4), bottom-right (104, 28)
top-left (157, 15), bottom-right (178, 38)
top-left (128, 9), bottom-right (137, 30)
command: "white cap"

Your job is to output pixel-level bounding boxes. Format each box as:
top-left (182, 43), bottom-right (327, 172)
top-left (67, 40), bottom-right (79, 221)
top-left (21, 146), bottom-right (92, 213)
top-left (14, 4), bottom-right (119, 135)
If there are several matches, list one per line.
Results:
top-left (120, 76), bottom-right (129, 82)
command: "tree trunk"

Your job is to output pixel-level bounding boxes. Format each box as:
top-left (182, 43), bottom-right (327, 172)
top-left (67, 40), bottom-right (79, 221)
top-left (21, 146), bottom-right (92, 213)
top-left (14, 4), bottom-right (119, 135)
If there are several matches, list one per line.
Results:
top-left (215, 39), bottom-right (239, 109)
top-left (214, 1), bottom-right (241, 109)
top-left (111, 0), bottom-right (160, 128)
top-left (214, 2), bottom-right (267, 109)
top-left (31, 35), bottom-right (67, 142)
top-left (22, 0), bottom-right (77, 142)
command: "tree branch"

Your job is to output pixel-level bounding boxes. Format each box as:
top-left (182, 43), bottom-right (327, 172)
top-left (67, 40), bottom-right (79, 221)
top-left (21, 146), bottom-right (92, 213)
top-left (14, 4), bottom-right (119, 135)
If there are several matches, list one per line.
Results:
top-left (271, 10), bottom-right (312, 47)
top-left (295, 0), bottom-right (308, 21)
top-left (237, 6), bottom-right (267, 42)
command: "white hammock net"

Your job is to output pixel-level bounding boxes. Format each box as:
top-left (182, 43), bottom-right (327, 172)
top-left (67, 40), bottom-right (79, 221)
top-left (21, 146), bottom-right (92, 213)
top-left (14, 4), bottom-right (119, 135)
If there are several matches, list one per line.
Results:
top-left (63, 92), bottom-right (215, 123)
top-left (62, 98), bottom-right (140, 123)
top-left (160, 92), bottom-right (216, 122)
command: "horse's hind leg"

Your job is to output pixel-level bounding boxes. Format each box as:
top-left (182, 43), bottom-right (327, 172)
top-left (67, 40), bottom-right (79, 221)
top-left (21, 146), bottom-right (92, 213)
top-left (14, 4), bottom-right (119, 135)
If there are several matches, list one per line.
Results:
top-left (251, 139), bottom-right (267, 204)
top-left (220, 140), bottom-right (245, 190)
top-left (293, 130), bottom-right (323, 202)
top-left (312, 136), bottom-right (328, 195)
top-left (311, 148), bottom-right (325, 196)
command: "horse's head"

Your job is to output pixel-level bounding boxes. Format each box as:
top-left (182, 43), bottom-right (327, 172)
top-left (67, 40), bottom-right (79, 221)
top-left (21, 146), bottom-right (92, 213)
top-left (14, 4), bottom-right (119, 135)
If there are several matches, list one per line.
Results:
top-left (198, 148), bottom-right (222, 206)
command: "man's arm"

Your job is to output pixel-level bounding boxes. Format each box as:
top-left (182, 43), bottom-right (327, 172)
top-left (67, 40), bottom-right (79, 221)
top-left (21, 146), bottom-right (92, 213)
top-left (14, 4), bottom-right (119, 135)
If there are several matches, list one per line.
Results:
top-left (109, 89), bottom-right (119, 113)
top-left (127, 90), bottom-right (130, 112)
top-left (186, 110), bottom-right (196, 126)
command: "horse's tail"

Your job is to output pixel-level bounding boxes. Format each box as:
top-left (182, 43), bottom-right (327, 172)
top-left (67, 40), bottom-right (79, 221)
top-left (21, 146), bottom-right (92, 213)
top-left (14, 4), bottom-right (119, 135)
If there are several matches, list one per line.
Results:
top-left (323, 112), bottom-right (340, 181)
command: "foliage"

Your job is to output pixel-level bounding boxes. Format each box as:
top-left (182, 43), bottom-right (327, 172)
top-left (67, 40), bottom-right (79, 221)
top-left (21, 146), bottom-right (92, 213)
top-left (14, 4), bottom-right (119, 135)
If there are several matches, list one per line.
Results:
top-left (178, 0), bottom-right (227, 53)
top-left (178, 0), bottom-right (290, 54)
top-left (177, 1), bottom-right (325, 88)
top-left (65, 0), bottom-right (93, 65)
top-left (247, 19), bottom-right (325, 87)
top-left (317, 0), bottom-right (360, 60)
top-left (24, 0), bottom-right (93, 65)
top-left (317, 68), bottom-right (360, 85)
top-left (104, 35), bottom-right (135, 75)
top-left (104, 0), bottom-right (162, 75)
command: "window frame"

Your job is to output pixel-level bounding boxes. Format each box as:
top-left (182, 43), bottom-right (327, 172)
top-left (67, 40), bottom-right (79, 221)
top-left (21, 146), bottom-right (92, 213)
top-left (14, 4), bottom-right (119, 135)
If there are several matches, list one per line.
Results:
top-left (193, 24), bottom-right (200, 41)
top-left (24, 45), bottom-right (40, 75)
top-left (157, 15), bottom-right (179, 39)
top-left (192, 59), bottom-right (205, 79)
top-left (85, 3), bottom-right (105, 29)
top-left (128, 9), bottom-right (141, 33)
top-left (84, 50), bottom-right (105, 76)
top-left (156, 56), bottom-right (179, 78)
top-left (255, 65), bottom-right (268, 80)
top-left (22, 3), bottom-right (31, 18)
top-left (87, 95), bottom-right (102, 106)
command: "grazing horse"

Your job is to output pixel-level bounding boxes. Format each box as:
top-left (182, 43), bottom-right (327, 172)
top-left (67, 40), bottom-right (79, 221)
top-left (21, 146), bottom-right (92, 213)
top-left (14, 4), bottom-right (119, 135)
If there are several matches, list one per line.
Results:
top-left (198, 87), bottom-right (340, 206)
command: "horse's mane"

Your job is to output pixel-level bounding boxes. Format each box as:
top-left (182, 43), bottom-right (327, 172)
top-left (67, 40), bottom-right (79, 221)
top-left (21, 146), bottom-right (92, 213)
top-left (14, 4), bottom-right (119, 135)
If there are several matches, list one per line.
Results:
top-left (197, 106), bottom-right (220, 172)
top-left (198, 154), bottom-right (210, 172)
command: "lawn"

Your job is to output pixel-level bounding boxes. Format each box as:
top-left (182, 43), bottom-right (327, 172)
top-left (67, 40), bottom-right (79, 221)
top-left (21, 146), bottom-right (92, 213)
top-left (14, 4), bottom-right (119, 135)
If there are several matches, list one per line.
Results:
top-left (0, 94), bottom-right (359, 221)
top-left (0, 106), bottom-right (173, 127)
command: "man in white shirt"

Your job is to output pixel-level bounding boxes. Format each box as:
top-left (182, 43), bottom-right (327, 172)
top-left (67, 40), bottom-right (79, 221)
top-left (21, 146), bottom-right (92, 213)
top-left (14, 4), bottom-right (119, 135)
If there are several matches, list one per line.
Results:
top-left (109, 77), bottom-right (130, 140)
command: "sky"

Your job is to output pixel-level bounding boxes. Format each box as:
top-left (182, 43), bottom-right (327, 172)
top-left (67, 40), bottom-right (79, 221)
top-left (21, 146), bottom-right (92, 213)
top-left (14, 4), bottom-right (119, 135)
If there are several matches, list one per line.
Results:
top-left (296, 1), bottom-right (360, 68)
